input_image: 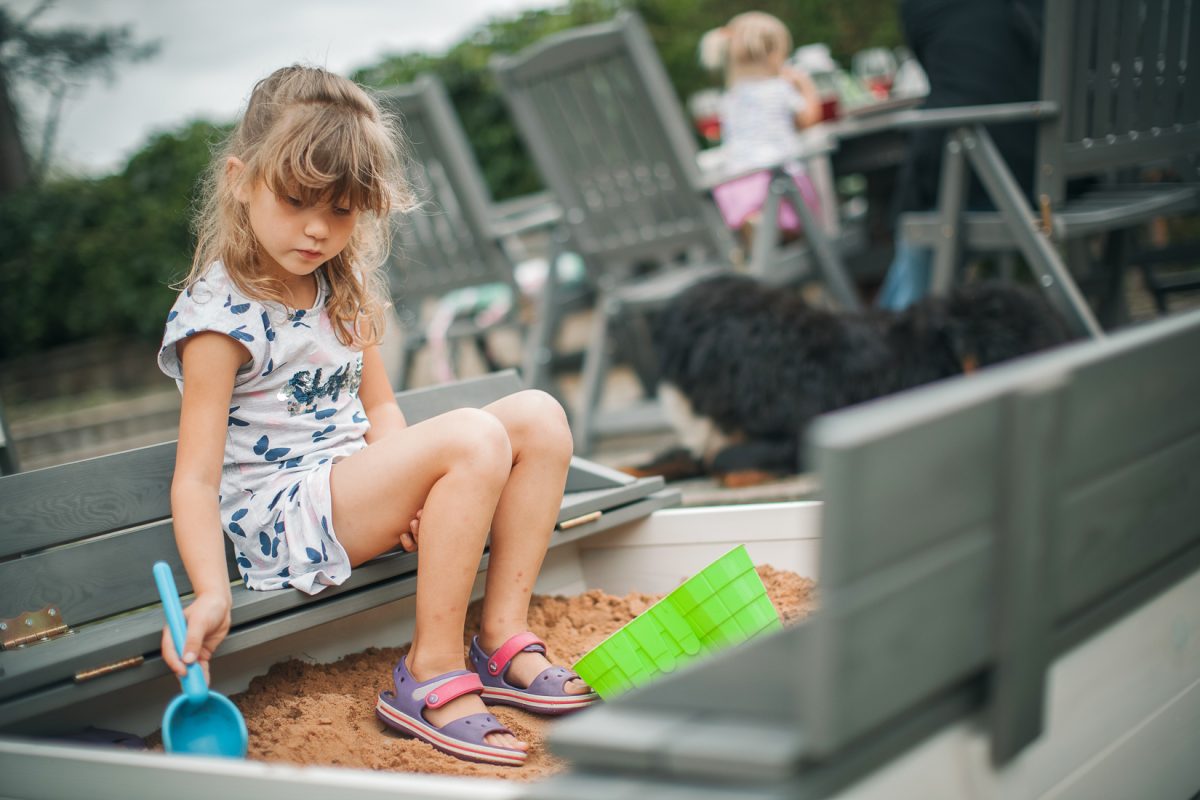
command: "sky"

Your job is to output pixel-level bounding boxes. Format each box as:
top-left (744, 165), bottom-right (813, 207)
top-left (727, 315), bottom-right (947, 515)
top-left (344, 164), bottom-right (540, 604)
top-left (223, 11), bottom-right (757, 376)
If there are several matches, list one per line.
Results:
top-left (14, 0), bottom-right (550, 175)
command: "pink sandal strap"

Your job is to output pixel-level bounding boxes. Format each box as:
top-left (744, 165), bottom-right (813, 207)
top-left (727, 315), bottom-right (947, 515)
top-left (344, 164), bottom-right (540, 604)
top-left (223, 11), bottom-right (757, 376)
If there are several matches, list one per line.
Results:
top-left (485, 632), bottom-right (546, 676)
top-left (423, 673), bottom-right (484, 709)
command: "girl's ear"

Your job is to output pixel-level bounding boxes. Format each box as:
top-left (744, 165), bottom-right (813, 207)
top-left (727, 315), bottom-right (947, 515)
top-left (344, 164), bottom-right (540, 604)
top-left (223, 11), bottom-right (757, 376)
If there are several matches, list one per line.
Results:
top-left (227, 157), bottom-right (250, 202)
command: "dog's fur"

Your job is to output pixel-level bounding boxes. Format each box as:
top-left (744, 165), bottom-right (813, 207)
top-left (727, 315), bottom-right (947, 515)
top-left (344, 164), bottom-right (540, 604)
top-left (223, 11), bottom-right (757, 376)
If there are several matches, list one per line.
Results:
top-left (650, 275), bottom-right (1073, 478)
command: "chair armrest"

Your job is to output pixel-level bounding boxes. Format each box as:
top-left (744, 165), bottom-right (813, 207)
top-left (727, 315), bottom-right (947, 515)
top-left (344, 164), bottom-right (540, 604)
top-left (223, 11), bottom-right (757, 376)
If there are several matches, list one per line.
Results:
top-left (488, 191), bottom-right (563, 239)
top-left (831, 100), bottom-right (1060, 141)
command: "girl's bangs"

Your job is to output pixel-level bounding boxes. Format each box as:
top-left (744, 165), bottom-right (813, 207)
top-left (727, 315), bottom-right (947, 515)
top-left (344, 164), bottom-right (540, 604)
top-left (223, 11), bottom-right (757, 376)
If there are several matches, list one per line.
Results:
top-left (258, 106), bottom-right (394, 214)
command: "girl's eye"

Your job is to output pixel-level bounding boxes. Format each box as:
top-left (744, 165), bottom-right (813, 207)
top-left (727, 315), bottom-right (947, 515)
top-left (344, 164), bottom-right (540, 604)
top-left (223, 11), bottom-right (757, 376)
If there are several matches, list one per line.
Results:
top-left (285, 196), bottom-right (303, 208)
top-left (333, 207), bottom-right (352, 217)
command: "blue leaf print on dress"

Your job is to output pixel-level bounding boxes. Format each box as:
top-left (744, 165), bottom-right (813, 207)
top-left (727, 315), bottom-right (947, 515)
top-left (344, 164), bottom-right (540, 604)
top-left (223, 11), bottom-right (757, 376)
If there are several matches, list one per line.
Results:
top-left (305, 547), bottom-right (322, 564)
top-left (229, 325), bottom-right (254, 342)
top-left (259, 531), bottom-right (271, 556)
top-left (352, 411), bottom-right (367, 424)
top-left (277, 567), bottom-right (290, 577)
top-left (274, 519), bottom-right (285, 535)
top-left (253, 435), bottom-right (269, 455)
top-left (287, 482), bottom-right (301, 502)
top-left (236, 555), bottom-right (253, 570)
top-left (290, 309), bottom-right (311, 328)
top-left (276, 455), bottom-right (303, 470)
top-left (167, 310), bottom-right (178, 322)
top-left (321, 516), bottom-right (330, 538)
top-left (230, 302), bottom-right (250, 314)
top-left (264, 447), bottom-right (291, 461)
top-left (228, 406), bottom-right (249, 427)
top-left (312, 424), bottom-right (335, 442)
top-left (267, 489), bottom-right (285, 511)
top-left (228, 507), bottom-right (249, 536)
top-left (261, 358), bottom-right (275, 377)
top-left (315, 408), bottom-right (336, 420)
top-left (261, 311), bottom-right (276, 341)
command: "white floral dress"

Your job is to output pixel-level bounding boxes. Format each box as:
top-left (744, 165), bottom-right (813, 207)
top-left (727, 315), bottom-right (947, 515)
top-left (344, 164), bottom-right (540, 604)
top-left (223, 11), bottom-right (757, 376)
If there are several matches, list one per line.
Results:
top-left (158, 261), bottom-right (369, 593)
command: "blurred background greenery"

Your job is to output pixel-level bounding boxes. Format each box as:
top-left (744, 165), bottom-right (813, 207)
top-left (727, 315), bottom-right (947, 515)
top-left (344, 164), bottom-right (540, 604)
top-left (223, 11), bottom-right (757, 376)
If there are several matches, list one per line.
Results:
top-left (0, 0), bottom-right (899, 361)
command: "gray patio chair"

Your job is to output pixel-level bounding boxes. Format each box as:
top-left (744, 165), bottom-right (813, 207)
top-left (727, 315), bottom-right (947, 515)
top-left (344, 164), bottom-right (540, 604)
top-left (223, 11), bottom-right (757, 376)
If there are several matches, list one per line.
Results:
top-left (898, 0), bottom-right (1200, 338)
top-left (376, 75), bottom-right (576, 391)
top-left (492, 12), bottom-right (865, 454)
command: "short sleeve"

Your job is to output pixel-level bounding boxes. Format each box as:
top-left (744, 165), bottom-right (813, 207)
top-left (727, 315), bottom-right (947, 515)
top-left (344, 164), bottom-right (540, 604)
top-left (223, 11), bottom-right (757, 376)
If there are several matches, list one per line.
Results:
top-left (157, 265), bottom-right (270, 384)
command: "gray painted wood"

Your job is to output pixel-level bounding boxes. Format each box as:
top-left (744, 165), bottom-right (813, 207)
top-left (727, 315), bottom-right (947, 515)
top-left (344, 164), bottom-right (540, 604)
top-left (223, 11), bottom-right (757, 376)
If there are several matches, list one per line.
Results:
top-left (989, 382), bottom-right (1062, 763)
top-left (0, 442), bottom-right (176, 557)
top-left (0, 367), bottom-right (678, 725)
top-left (544, 308), bottom-right (1200, 790)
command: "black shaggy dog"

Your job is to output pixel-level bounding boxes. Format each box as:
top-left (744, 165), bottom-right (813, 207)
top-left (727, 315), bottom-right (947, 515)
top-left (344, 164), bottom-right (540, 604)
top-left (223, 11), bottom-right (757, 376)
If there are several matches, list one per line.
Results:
top-left (639, 274), bottom-right (1073, 484)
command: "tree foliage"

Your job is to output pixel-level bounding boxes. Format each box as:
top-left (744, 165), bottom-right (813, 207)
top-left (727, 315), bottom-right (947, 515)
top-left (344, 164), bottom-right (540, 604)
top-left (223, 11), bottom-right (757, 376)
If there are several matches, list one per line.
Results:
top-left (0, 2), bottom-right (158, 190)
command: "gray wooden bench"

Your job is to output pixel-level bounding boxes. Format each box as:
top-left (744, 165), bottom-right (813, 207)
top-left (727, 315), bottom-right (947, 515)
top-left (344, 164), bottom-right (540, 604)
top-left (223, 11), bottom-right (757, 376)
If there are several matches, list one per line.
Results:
top-left (535, 309), bottom-right (1200, 798)
top-left (0, 370), bottom-right (679, 731)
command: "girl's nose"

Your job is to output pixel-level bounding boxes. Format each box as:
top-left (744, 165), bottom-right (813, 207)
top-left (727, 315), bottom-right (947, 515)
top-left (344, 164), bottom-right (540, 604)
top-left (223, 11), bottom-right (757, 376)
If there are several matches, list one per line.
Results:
top-left (304, 213), bottom-right (329, 239)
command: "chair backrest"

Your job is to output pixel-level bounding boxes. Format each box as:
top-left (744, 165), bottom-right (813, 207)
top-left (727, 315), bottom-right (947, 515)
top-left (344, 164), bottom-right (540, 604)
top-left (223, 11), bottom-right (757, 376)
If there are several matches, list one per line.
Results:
top-left (1037, 0), bottom-right (1200, 204)
top-left (492, 11), bottom-right (735, 273)
top-left (376, 76), bottom-right (515, 328)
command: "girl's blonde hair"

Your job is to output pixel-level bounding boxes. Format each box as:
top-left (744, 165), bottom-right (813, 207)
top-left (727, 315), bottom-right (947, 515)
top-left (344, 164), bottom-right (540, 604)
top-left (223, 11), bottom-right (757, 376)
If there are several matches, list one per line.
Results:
top-left (699, 12), bottom-right (793, 84)
top-left (185, 64), bottom-right (415, 349)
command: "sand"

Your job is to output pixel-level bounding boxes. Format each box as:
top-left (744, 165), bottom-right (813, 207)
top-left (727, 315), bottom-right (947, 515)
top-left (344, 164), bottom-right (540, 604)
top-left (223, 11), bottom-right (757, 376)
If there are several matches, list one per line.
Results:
top-left (154, 565), bottom-right (815, 781)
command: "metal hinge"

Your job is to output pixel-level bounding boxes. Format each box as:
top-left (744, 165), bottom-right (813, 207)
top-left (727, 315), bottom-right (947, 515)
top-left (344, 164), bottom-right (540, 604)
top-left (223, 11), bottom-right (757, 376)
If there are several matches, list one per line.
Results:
top-left (0, 606), bottom-right (73, 650)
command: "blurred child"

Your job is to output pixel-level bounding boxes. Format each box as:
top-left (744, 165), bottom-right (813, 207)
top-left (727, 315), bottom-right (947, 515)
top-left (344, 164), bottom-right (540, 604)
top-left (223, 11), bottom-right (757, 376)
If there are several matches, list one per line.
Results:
top-left (701, 12), bottom-right (824, 243)
top-left (157, 64), bottom-right (595, 768)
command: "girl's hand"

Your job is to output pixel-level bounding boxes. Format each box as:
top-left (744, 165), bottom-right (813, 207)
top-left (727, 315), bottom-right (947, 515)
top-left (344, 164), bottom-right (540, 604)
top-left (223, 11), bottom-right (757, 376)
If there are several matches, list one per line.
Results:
top-left (160, 591), bottom-right (232, 684)
top-left (401, 508), bottom-right (421, 552)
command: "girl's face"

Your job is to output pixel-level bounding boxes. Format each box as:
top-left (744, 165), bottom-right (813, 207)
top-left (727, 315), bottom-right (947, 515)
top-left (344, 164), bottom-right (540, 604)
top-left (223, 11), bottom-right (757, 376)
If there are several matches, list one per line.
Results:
top-left (235, 165), bottom-right (360, 290)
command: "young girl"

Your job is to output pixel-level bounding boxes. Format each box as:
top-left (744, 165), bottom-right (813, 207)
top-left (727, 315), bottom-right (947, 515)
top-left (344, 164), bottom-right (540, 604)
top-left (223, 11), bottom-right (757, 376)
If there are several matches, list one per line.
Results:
top-left (157, 65), bottom-right (595, 767)
top-left (702, 12), bottom-right (824, 243)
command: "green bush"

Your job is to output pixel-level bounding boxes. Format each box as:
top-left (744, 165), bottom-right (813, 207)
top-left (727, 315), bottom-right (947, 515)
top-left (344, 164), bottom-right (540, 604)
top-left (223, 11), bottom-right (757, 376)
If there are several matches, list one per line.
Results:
top-left (0, 121), bottom-right (224, 359)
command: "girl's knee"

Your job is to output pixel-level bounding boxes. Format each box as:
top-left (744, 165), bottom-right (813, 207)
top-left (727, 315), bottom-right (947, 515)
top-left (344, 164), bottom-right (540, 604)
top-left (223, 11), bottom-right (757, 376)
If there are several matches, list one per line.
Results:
top-left (442, 407), bottom-right (513, 478)
top-left (508, 390), bottom-right (572, 457)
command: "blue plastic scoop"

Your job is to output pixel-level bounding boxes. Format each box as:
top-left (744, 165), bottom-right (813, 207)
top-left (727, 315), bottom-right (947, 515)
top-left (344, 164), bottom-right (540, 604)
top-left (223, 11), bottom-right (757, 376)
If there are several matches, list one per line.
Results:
top-left (153, 561), bottom-right (248, 758)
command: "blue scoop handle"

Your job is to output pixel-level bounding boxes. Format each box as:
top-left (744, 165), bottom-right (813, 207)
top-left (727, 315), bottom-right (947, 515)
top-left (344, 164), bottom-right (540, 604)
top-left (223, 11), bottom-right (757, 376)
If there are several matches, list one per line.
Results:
top-left (153, 561), bottom-right (208, 704)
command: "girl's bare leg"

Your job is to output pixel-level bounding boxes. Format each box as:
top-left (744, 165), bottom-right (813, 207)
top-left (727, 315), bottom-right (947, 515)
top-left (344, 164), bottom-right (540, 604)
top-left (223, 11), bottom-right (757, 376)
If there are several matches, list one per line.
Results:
top-left (329, 407), bottom-right (524, 750)
top-left (476, 390), bottom-right (590, 692)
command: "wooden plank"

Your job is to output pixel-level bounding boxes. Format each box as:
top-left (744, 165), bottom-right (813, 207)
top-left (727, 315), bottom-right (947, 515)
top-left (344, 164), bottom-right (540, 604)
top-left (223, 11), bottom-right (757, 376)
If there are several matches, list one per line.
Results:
top-left (0, 442), bottom-right (176, 557)
top-left (813, 401), bottom-right (1002, 586)
top-left (1056, 325), bottom-right (1200, 486)
top-left (1136, 0), bottom-right (1167, 128)
top-left (1090, 0), bottom-right (1121, 139)
top-left (1185, 0), bottom-right (1200, 122)
top-left (1157, 0), bottom-right (1185, 128)
top-left (989, 381), bottom-right (1063, 763)
top-left (1052, 431), bottom-right (1200, 619)
top-left (805, 529), bottom-right (995, 754)
top-left (1067, 0), bottom-right (1098, 143)
top-left (1112, 0), bottom-right (1142, 136)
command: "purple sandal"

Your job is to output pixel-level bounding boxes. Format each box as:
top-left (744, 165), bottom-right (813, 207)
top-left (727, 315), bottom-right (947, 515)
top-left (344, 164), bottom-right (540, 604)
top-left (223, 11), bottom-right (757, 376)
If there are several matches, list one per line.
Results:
top-left (374, 657), bottom-right (526, 766)
top-left (469, 632), bottom-right (599, 715)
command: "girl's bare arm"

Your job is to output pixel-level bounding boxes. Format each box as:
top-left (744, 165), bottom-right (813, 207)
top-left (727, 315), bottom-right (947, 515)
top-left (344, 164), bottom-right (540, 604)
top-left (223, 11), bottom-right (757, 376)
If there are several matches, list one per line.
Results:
top-left (163, 332), bottom-right (247, 677)
top-left (358, 343), bottom-right (407, 443)
top-left (785, 66), bottom-right (824, 128)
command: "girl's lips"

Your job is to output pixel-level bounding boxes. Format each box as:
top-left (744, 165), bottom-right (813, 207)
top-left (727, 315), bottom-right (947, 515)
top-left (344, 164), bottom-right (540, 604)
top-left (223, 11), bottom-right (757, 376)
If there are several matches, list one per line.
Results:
top-left (297, 249), bottom-right (323, 260)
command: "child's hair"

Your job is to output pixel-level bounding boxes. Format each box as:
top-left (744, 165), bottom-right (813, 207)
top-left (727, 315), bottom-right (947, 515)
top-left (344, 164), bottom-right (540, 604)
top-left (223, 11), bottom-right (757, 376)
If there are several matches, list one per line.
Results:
top-left (185, 64), bottom-right (415, 349)
top-left (699, 12), bottom-right (793, 84)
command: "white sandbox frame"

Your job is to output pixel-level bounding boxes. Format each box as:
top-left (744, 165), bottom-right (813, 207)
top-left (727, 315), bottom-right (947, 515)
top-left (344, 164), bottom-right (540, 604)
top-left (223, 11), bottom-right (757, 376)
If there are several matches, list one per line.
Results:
top-left (2, 501), bottom-right (1197, 799)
